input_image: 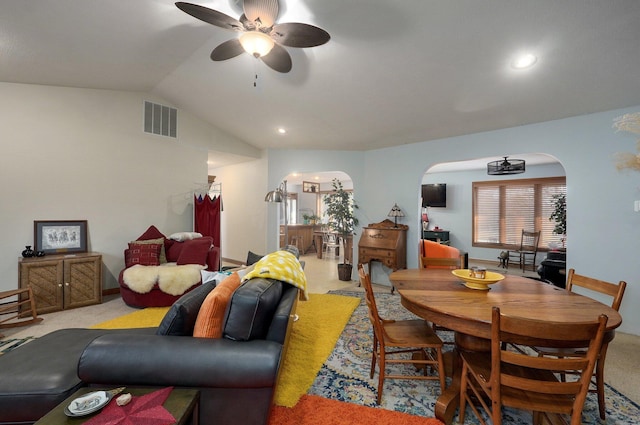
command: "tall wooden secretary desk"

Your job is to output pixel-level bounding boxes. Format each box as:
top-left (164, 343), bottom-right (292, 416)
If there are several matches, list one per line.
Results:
top-left (358, 220), bottom-right (408, 289)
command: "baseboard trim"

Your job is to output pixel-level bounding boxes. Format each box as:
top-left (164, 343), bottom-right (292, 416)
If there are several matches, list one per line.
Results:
top-left (102, 288), bottom-right (120, 296)
top-left (221, 257), bottom-right (244, 266)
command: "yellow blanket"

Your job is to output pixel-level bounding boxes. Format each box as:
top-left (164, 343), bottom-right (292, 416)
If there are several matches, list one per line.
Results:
top-left (241, 250), bottom-right (308, 300)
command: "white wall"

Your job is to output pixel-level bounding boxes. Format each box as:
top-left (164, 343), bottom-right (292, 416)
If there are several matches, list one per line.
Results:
top-left (267, 107), bottom-right (640, 335)
top-left (209, 157), bottom-right (269, 263)
top-left (0, 82), bottom-right (253, 291)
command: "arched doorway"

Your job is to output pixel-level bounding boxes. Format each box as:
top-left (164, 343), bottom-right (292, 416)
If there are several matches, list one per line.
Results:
top-left (419, 153), bottom-right (566, 269)
top-left (280, 171), bottom-right (355, 263)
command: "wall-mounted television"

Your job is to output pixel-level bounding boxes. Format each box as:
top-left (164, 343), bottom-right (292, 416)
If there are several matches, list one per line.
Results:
top-left (422, 183), bottom-right (447, 208)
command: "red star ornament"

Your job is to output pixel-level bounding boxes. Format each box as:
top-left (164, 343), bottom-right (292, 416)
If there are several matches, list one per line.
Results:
top-left (83, 387), bottom-right (176, 425)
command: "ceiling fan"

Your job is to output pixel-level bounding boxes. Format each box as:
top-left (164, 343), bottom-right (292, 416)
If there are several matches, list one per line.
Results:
top-left (176, 0), bottom-right (330, 73)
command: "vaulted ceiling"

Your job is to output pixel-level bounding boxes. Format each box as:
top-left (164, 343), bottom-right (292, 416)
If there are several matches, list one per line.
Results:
top-left (2, 0), bottom-right (640, 155)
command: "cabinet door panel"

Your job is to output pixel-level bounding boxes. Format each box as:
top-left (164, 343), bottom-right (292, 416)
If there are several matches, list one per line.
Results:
top-left (20, 260), bottom-right (64, 314)
top-left (63, 256), bottom-right (102, 309)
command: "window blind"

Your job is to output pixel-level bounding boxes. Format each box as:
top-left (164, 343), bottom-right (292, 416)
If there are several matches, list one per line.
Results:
top-left (473, 177), bottom-right (566, 249)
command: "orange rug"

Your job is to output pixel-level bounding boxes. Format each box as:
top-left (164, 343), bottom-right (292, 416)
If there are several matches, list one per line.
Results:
top-left (268, 395), bottom-right (444, 425)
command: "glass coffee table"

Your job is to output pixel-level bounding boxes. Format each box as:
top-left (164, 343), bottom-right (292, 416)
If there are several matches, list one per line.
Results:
top-left (35, 387), bottom-right (199, 425)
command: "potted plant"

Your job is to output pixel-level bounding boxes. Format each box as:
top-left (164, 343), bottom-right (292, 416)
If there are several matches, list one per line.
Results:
top-left (323, 179), bottom-right (359, 280)
top-left (302, 213), bottom-right (321, 225)
top-left (549, 193), bottom-right (566, 248)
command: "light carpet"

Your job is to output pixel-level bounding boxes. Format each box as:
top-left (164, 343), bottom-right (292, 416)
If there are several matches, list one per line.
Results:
top-left (310, 290), bottom-right (640, 425)
top-left (91, 292), bottom-right (360, 408)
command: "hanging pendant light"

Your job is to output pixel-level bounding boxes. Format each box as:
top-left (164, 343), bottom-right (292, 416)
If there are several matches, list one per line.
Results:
top-left (487, 156), bottom-right (526, 175)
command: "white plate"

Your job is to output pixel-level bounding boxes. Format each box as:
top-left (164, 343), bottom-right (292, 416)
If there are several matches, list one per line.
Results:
top-left (64, 387), bottom-right (125, 417)
top-left (64, 391), bottom-right (110, 417)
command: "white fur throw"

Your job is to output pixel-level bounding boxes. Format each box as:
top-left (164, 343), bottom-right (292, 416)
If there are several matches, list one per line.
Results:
top-left (123, 263), bottom-right (206, 295)
top-left (169, 231), bottom-right (203, 242)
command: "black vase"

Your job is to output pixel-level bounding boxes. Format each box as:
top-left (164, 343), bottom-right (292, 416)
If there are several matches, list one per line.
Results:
top-left (22, 245), bottom-right (35, 258)
top-left (36, 250), bottom-right (46, 257)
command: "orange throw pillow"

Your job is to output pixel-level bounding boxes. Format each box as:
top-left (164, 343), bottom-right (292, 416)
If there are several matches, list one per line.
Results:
top-left (193, 272), bottom-right (242, 338)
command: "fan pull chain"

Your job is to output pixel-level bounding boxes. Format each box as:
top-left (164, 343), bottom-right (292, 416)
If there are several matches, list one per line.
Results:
top-left (251, 60), bottom-right (263, 92)
top-left (252, 58), bottom-right (259, 88)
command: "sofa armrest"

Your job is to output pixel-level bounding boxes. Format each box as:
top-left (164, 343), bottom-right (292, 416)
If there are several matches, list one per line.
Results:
top-left (78, 334), bottom-right (282, 388)
top-left (206, 246), bottom-right (220, 271)
top-left (266, 285), bottom-right (298, 344)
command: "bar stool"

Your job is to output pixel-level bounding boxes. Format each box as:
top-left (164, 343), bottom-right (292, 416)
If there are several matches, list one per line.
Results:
top-left (324, 234), bottom-right (339, 258)
top-left (289, 235), bottom-right (304, 253)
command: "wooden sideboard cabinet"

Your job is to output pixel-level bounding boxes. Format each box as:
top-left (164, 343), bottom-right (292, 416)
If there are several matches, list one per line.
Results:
top-left (358, 220), bottom-right (408, 272)
top-left (18, 253), bottom-right (102, 314)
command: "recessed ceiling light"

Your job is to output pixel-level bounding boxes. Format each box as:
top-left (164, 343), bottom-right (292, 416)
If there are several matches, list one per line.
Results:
top-left (277, 127), bottom-right (287, 134)
top-left (511, 53), bottom-right (537, 69)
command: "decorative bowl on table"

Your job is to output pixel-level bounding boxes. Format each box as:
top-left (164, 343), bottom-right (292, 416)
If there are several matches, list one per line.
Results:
top-left (451, 269), bottom-right (505, 290)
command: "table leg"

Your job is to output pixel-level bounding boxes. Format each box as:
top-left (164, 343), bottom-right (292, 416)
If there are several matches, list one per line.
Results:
top-left (435, 348), bottom-right (461, 424)
top-left (315, 234), bottom-right (323, 259)
top-left (435, 332), bottom-right (491, 425)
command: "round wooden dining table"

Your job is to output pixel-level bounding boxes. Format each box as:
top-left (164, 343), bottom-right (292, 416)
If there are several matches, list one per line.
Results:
top-left (389, 268), bottom-right (622, 425)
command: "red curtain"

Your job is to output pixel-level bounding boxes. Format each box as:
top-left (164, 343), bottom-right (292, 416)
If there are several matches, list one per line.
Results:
top-left (194, 194), bottom-right (222, 254)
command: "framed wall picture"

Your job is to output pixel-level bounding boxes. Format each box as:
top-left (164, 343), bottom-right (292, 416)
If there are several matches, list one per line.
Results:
top-left (302, 181), bottom-right (320, 193)
top-left (34, 220), bottom-right (88, 254)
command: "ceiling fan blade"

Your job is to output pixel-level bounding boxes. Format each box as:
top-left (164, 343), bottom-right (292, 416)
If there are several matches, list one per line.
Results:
top-left (176, 2), bottom-right (243, 31)
top-left (243, 0), bottom-right (279, 28)
top-left (260, 44), bottom-right (292, 73)
top-left (210, 38), bottom-right (245, 61)
top-left (271, 23), bottom-right (330, 47)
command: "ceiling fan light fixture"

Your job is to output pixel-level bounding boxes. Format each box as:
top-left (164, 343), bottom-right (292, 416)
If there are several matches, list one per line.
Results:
top-left (176, 1), bottom-right (329, 73)
top-left (239, 31), bottom-right (275, 58)
top-left (511, 53), bottom-right (537, 69)
top-left (487, 156), bottom-right (526, 175)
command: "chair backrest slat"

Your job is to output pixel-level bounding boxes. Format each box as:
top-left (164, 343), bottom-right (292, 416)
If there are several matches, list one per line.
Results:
top-left (566, 269), bottom-right (626, 311)
top-left (520, 230), bottom-right (541, 251)
top-left (490, 307), bottom-right (608, 419)
top-left (358, 264), bottom-right (385, 345)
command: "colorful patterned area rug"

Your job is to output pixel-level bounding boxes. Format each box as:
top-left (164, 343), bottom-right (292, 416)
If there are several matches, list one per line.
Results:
top-left (0, 336), bottom-right (35, 355)
top-left (309, 290), bottom-right (640, 425)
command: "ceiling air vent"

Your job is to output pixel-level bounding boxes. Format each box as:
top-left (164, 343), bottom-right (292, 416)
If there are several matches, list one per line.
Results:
top-left (144, 101), bottom-right (177, 138)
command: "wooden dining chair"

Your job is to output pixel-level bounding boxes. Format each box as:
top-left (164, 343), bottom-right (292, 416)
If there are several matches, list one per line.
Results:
top-left (357, 264), bottom-right (446, 404)
top-left (532, 269), bottom-right (626, 420)
top-left (459, 306), bottom-right (608, 425)
top-left (507, 229), bottom-right (541, 272)
top-left (418, 254), bottom-right (461, 341)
